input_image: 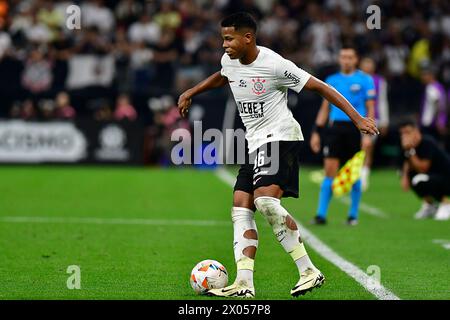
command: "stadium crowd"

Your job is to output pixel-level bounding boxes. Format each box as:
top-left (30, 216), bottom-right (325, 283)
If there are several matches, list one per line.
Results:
top-left (0, 0), bottom-right (449, 150)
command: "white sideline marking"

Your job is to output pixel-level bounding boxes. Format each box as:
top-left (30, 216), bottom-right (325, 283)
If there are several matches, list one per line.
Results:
top-left (432, 239), bottom-right (450, 250)
top-left (339, 196), bottom-right (388, 218)
top-left (215, 167), bottom-right (400, 300)
top-left (0, 216), bottom-right (230, 227)
top-left (309, 170), bottom-right (389, 218)
top-left (216, 166), bottom-right (237, 186)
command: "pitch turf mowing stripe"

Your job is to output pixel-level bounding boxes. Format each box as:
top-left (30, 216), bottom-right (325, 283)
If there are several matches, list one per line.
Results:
top-left (215, 168), bottom-right (400, 300)
top-left (0, 216), bottom-right (231, 227)
top-left (0, 166), bottom-right (382, 299)
top-left (301, 169), bottom-right (449, 300)
top-left (338, 197), bottom-right (388, 218)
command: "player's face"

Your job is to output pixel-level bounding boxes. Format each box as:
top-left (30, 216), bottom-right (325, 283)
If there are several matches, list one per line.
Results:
top-left (221, 27), bottom-right (249, 60)
top-left (339, 49), bottom-right (358, 73)
top-left (360, 58), bottom-right (375, 74)
top-left (399, 126), bottom-right (420, 146)
top-left (420, 72), bottom-right (433, 84)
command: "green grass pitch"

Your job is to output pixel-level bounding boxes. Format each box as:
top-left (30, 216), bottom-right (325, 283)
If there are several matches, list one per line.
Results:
top-left (0, 166), bottom-right (448, 300)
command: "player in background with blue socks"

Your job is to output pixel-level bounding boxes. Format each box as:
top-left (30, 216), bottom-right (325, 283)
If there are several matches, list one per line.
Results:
top-left (310, 46), bottom-right (376, 226)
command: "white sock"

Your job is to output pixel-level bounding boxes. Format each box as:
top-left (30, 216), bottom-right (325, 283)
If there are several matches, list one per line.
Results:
top-left (295, 251), bottom-right (318, 274)
top-left (231, 207), bottom-right (258, 288)
top-left (236, 269), bottom-right (254, 287)
top-left (254, 197), bottom-right (319, 276)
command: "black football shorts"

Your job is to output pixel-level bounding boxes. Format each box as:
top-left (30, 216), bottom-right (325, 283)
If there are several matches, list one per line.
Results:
top-left (233, 140), bottom-right (301, 198)
top-left (322, 121), bottom-right (361, 162)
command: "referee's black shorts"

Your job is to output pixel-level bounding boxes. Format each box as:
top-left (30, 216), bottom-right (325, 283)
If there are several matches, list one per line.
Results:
top-left (322, 121), bottom-right (361, 162)
top-left (234, 140), bottom-right (301, 198)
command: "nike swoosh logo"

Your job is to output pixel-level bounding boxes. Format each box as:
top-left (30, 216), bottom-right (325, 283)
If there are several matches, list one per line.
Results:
top-left (293, 278), bottom-right (314, 290)
top-left (235, 289), bottom-right (254, 297)
top-left (229, 80), bottom-right (235, 83)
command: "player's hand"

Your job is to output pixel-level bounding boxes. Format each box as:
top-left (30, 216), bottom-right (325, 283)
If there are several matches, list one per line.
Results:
top-left (310, 132), bottom-right (321, 154)
top-left (356, 117), bottom-right (379, 135)
top-left (400, 135), bottom-right (415, 150)
top-left (401, 175), bottom-right (410, 191)
top-left (178, 90), bottom-right (193, 118)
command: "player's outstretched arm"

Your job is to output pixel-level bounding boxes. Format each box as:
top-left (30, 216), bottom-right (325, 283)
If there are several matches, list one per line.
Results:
top-left (178, 71), bottom-right (228, 117)
top-left (401, 161), bottom-right (411, 191)
top-left (310, 99), bottom-right (329, 154)
top-left (304, 76), bottom-right (379, 135)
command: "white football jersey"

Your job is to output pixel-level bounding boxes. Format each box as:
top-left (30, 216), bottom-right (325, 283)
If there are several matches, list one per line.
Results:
top-left (220, 46), bottom-right (312, 153)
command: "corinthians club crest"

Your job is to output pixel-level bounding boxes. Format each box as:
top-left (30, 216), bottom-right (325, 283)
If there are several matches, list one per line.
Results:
top-left (251, 77), bottom-right (266, 95)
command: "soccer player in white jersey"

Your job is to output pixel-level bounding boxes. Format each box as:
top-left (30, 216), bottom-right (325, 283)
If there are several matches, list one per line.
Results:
top-left (178, 12), bottom-right (379, 298)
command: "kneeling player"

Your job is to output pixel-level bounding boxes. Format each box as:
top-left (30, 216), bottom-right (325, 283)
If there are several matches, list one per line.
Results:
top-left (399, 119), bottom-right (450, 220)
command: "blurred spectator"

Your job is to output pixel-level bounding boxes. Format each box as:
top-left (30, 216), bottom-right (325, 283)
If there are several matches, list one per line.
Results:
top-left (419, 66), bottom-right (448, 143)
top-left (66, 27), bottom-right (115, 91)
top-left (150, 29), bottom-right (179, 93)
top-left (25, 11), bottom-right (52, 43)
top-left (304, 4), bottom-right (341, 77)
top-left (0, 0), bottom-right (447, 140)
top-left (50, 29), bottom-right (72, 93)
top-left (115, 0), bottom-right (143, 29)
top-left (325, 0), bottom-right (353, 15)
top-left (384, 22), bottom-right (409, 77)
top-left (360, 57), bottom-right (390, 135)
top-left (153, 0), bottom-right (182, 30)
top-left (224, 0), bottom-right (263, 20)
top-left (94, 101), bottom-right (113, 122)
top-left (10, 5), bottom-right (34, 39)
top-left (196, 33), bottom-right (222, 69)
top-left (37, 0), bottom-right (64, 40)
top-left (259, 4), bottom-right (288, 40)
top-left (128, 13), bottom-right (161, 45)
top-left (407, 17), bottom-right (433, 79)
top-left (21, 47), bottom-right (52, 95)
top-left (55, 91), bottom-right (76, 119)
top-left (113, 27), bottom-right (132, 93)
top-left (38, 99), bottom-right (55, 119)
top-left (9, 101), bottom-right (21, 119)
top-left (0, 0), bottom-right (8, 25)
top-left (0, 18), bottom-right (10, 59)
top-left (360, 57), bottom-right (391, 190)
top-left (114, 93), bottom-right (137, 121)
top-left (129, 40), bottom-right (154, 93)
top-left (81, 0), bottom-right (115, 35)
top-left (146, 95), bottom-right (189, 165)
top-left (21, 99), bottom-right (37, 120)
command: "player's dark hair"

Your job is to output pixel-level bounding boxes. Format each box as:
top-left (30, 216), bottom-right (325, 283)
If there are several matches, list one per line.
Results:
top-left (221, 12), bottom-right (257, 33)
top-left (398, 117), bottom-right (418, 129)
top-left (341, 44), bottom-right (359, 56)
top-left (420, 62), bottom-right (437, 76)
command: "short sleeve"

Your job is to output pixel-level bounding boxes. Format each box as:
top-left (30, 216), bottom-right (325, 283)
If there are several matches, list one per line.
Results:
top-left (364, 75), bottom-right (376, 101)
top-left (220, 54), bottom-right (228, 78)
top-left (275, 58), bottom-right (311, 93)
